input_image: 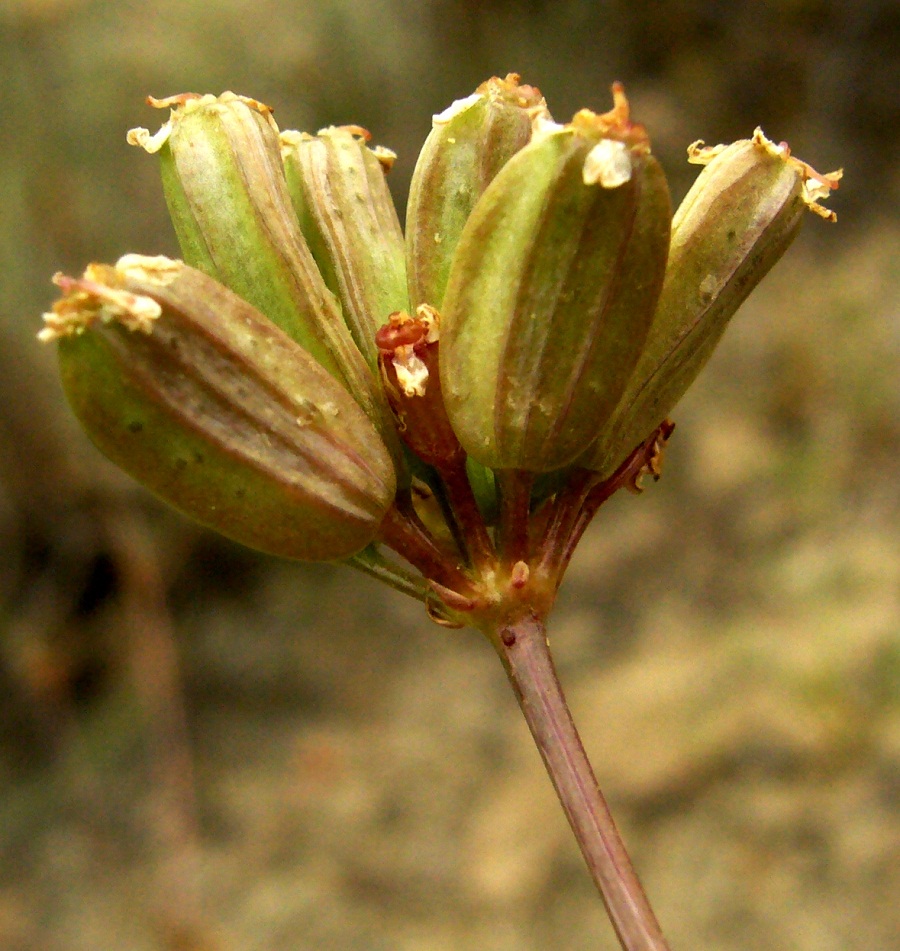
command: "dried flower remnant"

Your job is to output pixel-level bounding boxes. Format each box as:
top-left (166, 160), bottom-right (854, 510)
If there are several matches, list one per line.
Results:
top-left (583, 137), bottom-right (633, 187)
top-left (688, 127), bottom-right (842, 219)
top-left (376, 306), bottom-right (464, 471)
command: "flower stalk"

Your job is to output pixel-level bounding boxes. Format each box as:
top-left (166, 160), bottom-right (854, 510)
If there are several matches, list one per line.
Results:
top-left (493, 611), bottom-right (670, 951)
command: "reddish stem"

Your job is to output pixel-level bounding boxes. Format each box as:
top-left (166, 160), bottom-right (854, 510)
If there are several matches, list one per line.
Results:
top-left (438, 457), bottom-right (496, 574)
top-left (493, 612), bottom-right (671, 951)
top-left (377, 504), bottom-right (474, 596)
top-left (556, 421), bottom-right (676, 582)
top-left (496, 468), bottom-right (534, 566)
top-left (534, 468), bottom-right (598, 585)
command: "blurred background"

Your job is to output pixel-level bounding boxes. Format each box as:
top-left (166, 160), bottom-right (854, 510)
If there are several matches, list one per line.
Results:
top-left (1, 1), bottom-right (898, 949)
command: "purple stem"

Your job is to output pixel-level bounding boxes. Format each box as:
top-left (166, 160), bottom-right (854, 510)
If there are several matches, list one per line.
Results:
top-left (494, 611), bottom-right (671, 951)
top-left (378, 504), bottom-right (474, 596)
top-left (496, 468), bottom-right (534, 567)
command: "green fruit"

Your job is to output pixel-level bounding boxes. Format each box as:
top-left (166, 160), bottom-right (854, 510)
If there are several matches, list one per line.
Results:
top-left (128, 93), bottom-right (393, 452)
top-left (282, 125), bottom-right (408, 370)
top-left (440, 92), bottom-right (671, 472)
top-left (406, 74), bottom-right (545, 311)
top-left (587, 128), bottom-right (839, 477)
top-left (44, 257), bottom-right (396, 561)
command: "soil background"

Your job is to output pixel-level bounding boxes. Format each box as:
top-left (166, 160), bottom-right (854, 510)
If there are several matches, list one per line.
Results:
top-left (0, 2), bottom-right (897, 948)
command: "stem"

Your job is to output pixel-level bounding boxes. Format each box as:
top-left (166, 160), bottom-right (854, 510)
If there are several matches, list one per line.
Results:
top-left (556, 421), bottom-right (676, 583)
top-left (377, 504), bottom-right (474, 596)
top-left (438, 457), bottom-right (496, 574)
top-left (554, 476), bottom-right (621, 583)
top-left (345, 545), bottom-right (429, 602)
top-left (493, 612), bottom-right (671, 951)
top-left (424, 472), bottom-right (469, 564)
top-left (534, 468), bottom-right (597, 585)
top-left (496, 468), bottom-right (534, 566)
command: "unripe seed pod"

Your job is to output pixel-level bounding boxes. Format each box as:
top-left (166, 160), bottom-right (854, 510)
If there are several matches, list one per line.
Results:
top-left (40, 256), bottom-right (397, 561)
top-left (587, 128), bottom-right (841, 477)
top-left (281, 126), bottom-right (407, 370)
top-left (407, 73), bottom-right (548, 310)
top-left (440, 85), bottom-right (672, 472)
top-left (127, 93), bottom-right (390, 447)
